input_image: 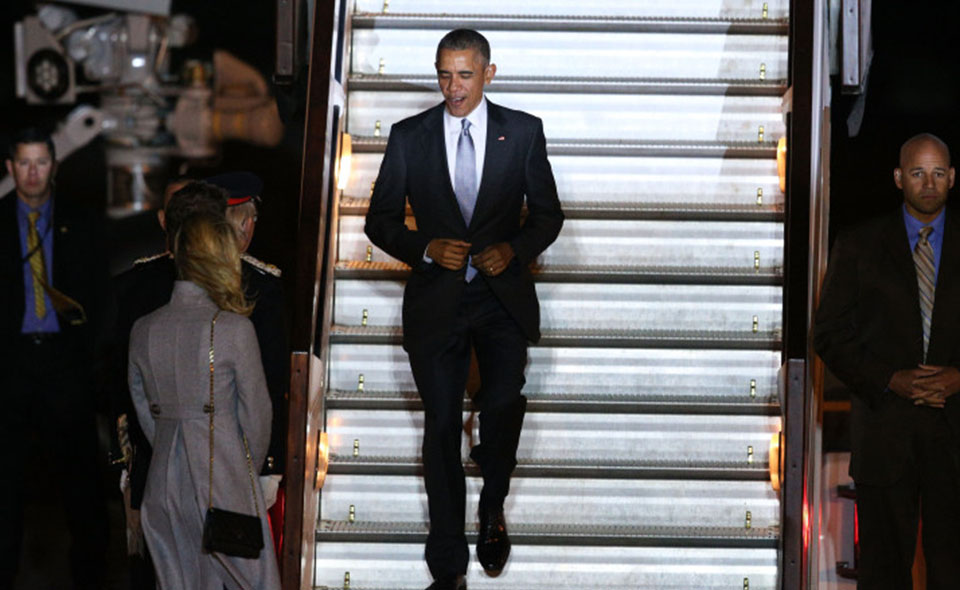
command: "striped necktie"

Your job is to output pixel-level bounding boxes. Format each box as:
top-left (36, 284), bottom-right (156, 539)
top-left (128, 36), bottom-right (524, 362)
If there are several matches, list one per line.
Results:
top-left (26, 211), bottom-right (48, 319)
top-left (914, 226), bottom-right (936, 361)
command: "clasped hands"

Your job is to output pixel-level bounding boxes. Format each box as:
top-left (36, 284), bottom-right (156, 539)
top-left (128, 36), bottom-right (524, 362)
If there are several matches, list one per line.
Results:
top-left (426, 238), bottom-right (514, 276)
top-left (888, 365), bottom-right (960, 408)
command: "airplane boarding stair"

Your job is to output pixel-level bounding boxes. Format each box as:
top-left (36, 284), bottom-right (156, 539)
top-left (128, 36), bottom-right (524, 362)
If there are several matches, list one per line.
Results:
top-left (312, 1), bottom-right (791, 587)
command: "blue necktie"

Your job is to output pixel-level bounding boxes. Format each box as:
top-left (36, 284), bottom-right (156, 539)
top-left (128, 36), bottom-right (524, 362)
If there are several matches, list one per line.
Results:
top-left (454, 119), bottom-right (478, 281)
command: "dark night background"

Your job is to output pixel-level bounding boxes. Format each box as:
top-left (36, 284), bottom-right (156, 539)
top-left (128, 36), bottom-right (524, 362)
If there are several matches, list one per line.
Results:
top-left (0, 0), bottom-right (308, 281)
top-left (0, 1), bottom-right (308, 586)
top-left (830, 1), bottom-right (960, 232)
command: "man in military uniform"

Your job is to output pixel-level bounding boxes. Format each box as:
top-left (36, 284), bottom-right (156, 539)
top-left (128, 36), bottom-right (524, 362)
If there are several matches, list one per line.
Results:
top-left (208, 171), bottom-right (289, 503)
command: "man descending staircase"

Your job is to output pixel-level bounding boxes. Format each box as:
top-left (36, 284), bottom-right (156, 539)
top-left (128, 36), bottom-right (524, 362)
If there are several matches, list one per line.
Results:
top-left (315, 0), bottom-right (789, 588)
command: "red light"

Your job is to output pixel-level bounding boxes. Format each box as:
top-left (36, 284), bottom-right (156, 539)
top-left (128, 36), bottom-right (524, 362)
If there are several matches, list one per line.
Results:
top-left (854, 503), bottom-right (859, 547)
top-left (802, 487), bottom-right (810, 551)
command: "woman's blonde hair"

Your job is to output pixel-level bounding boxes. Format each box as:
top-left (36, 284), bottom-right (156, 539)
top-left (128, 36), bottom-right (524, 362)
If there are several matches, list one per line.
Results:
top-left (173, 212), bottom-right (253, 316)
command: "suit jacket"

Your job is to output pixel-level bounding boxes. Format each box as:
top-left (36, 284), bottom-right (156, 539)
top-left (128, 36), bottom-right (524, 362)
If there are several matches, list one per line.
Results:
top-left (0, 193), bottom-right (108, 383)
top-left (110, 254), bottom-right (288, 510)
top-left (364, 101), bottom-right (564, 351)
top-left (128, 281), bottom-right (279, 589)
top-left (814, 207), bottom-right (960, 485)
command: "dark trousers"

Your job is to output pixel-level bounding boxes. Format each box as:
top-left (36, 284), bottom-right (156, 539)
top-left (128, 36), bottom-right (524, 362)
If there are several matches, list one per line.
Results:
top-left (407, 277), bottom-right (528, 580)
top-left (855, 408), bottom-right (960, 590)
top-left (0, 334), bottom-right (108, 590)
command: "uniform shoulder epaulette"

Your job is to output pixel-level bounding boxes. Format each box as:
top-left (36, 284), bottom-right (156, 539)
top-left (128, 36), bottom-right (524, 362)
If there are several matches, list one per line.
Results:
top-left (133, 252), bottom-right (172, 266)
top-left (242, 253), bottom-right (281, 277)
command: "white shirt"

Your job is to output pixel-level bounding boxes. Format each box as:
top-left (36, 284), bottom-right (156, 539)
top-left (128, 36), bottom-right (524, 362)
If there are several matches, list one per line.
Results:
top-left (423, 98), bottom-right (488, 264)
top-left (442, 97), bottom-right (487, 193)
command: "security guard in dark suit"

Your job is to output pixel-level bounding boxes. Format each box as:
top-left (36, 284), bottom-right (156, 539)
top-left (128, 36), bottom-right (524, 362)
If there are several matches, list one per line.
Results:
top-left (1, 128), bottom-right (109, 590)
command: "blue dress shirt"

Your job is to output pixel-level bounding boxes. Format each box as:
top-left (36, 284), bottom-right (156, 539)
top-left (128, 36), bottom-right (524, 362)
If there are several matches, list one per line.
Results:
top-left (903, 204), bottom-right (945, 284)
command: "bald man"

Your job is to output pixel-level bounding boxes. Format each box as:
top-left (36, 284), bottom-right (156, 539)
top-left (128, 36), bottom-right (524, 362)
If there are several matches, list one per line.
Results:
top-left (815, 133), bottom-right (960, 589)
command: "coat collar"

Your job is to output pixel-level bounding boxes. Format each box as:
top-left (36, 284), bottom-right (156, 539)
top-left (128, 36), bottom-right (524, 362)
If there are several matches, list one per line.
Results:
top-left (170, 280), bottom-right (219, 309)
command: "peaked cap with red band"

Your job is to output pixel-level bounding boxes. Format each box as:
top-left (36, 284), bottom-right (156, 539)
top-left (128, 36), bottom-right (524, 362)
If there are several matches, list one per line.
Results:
top-left (205, 171), bottom-right (263, 206)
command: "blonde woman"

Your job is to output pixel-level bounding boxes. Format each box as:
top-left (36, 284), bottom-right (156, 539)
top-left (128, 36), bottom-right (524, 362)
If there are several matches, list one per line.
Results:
top-left (128, 183), bottom-right (280, 590)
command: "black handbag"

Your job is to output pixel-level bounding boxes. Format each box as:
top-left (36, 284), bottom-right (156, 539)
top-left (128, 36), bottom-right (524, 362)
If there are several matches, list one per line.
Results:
top-left (200, 311), bottom-right (264, 559)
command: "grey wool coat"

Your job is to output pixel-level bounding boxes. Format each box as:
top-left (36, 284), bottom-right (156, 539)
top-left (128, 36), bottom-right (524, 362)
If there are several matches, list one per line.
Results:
top-left (128, 281), bottom-right (280, 590)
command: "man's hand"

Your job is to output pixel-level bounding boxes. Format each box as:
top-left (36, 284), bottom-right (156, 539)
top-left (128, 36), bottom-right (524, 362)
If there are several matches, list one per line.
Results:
top-left (912, 365), bottom-right (960, 408)
top-left (426, 239), bottom-right (471, 270)
top-left (472, 242), bottom-right (515, 277)
top-left (887, 366), bottom-right (960, 408)
top-left (888, 367), bottom-right (937, 399)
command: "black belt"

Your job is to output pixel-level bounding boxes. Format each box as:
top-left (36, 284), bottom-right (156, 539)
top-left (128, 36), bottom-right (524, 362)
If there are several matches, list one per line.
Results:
top-left (20, 332), bottom-right (59, 345)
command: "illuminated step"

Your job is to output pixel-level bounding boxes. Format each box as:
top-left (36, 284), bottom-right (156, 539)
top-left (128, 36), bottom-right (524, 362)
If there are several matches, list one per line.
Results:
top-left (332, 281), bottom-right (782, 335)
top-left (328, 345), bottom-right (780, 400)
top-left (320, 475), bottom-right (778, 527)
top-left (352, 30), bottom-right (787, 79)
top-left (339, 196), bottom-right (784, 222)
top-left (341, 155), bottom-right (783, 211)
top-left (325, 410), bottom-right (780, 465)
top-left (339, 218), bottom-right (784, 271)
top-left (327, 456), bottom-right (773, 479)
top-left (314, 543), bottom-right (778, 590)
top-left (329, 324), bottom-right (780, 349)
top-left (353, 0), bottom-right (788, 19)
top-left (352, 13), bottom-right (788, 35)
top-left (351, 135), bottom-right (777, 158)
top-left (333, 260), bottom-right (781, 285)
top-left (326, 388), bottom-right (778, 415)
top-left (348, 74), bottom-right (787, 96)
top-left (347, 92), bottom-right (785, 143)
top-left (315, 520), bottom-right (778, 548)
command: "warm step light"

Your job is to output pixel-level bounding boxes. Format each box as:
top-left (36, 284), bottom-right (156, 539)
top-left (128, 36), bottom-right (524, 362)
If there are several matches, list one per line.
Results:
top-left (314, 431), bottom-right (329, 489)
top-left (337, 132), bottom-right (353, 191)
top-left (778, 136), bottom-right (788, 193)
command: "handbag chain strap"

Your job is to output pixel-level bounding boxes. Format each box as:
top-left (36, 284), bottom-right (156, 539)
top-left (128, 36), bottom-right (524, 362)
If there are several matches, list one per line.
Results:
top-left (206, 310), bottom-right (260, 517)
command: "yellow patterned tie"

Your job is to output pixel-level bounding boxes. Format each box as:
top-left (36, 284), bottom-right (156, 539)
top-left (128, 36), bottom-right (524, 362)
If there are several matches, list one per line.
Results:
top-left (914, 226), bottom-right (936, 361)
top-left (26, 211), bottom-right (47, 319)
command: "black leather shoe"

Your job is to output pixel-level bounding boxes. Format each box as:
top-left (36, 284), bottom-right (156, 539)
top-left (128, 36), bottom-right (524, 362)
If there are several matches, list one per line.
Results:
top-left (476, 507), bottom-right (511, 575)
top-left (426, 574), bottom-right (466, 590)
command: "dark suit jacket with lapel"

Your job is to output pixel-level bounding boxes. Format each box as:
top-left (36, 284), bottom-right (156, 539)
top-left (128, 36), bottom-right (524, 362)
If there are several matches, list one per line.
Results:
top-left (0, 193), bottom-right (108, 384)
top-left (814, 207), bottom-right (960, 486)
top-left (365, 101), bottom-right (564, 352)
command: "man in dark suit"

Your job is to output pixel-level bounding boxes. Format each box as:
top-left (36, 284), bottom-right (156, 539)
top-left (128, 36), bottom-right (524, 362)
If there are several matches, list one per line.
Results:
top-left (815, 133), bottom-right (960, 589)
top-left (0, 128), bottom-right (109, 589)
top-left (365, 28), bottom-right (564, 590)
